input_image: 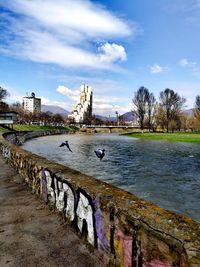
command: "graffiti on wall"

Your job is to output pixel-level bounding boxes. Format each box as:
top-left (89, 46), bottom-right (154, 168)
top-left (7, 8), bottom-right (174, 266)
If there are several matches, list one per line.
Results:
top-left (94, 197), bottom-right (109, 252)
top-left (42, 169), bottom-right (98, 246)
top-left (1, 144), bottom-right (10, 159)
top-left (76, 189), bottom-right (97, 247)
top-left (43, 169), bottom-right (76, 221)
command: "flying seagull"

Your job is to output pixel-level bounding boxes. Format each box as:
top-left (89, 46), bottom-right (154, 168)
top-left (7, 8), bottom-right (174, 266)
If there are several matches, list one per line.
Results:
top-left (94, 149), bottom-right (105, 160)
top-left (59, 141), bottom-right (72, 152)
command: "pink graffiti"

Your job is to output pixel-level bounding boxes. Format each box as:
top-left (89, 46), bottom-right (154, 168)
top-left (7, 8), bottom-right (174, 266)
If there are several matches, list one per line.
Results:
top-left (115, 218), bottom-right (132, 267)
top-left (147, 259), bottom-right (173, 267)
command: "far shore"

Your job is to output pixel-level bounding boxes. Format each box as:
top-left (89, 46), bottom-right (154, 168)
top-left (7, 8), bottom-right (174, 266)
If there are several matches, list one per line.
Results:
top-left (124, 131), bottom-right (200, 144)
top-left (2, 125), bottom-right (200, 144)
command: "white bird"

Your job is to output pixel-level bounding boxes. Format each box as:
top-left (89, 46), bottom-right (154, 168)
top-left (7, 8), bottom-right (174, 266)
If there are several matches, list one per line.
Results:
top-left (94, 149), bottom-right (105, 160)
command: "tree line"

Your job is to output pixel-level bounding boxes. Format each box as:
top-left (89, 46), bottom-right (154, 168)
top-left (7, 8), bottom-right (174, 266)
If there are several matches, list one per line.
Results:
top-left (0, 86), bottom-right (65, 125)
top-left (132, 86), bottom-right (200, 132)
top-left (1, 85), bottom-right (200, 130)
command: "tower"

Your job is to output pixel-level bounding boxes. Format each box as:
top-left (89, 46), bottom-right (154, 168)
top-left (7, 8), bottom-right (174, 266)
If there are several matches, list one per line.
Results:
top-left (68, 85), bottom-right (93, 124)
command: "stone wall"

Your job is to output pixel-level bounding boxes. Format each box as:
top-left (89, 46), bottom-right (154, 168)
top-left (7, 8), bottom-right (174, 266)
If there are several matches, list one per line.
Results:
top-left (0, 131), bottom-right (200, 267)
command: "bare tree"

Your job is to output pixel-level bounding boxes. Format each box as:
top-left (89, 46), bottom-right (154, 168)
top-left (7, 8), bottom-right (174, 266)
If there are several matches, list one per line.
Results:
top-left (194, 95), bottom-right (200, 118)
top-left (0, 86), bottom-right (9, 101)
top-left (0, 86), bottom-right (9, 111)
top-left (192, 95), bottom-right (200, 130)
top-left (146, 92), bottom-right (156, 131)
top-left (195, 95), bottom-right (200, 110)
top-left (159, 88), bottom-right (186, 132)
top-left (52, 113), bottom-right (65, 125)
top-left (132, 86), bottom-right (149, 132)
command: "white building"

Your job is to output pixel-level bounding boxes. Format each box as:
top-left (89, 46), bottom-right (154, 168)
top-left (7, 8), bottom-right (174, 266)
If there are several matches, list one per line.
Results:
top-left (69, 84), bottom-right (92, 123)
top-left (22, 92), bottom-right (41, 113)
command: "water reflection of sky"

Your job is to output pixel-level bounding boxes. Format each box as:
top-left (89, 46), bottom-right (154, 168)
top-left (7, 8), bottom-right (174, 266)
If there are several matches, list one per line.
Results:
top-left (22, 133), bottom-right (200, 223)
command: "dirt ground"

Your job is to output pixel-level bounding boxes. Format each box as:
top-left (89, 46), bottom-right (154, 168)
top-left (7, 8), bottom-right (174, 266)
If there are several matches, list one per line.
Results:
top-left (0, 156), bottom-right (104, 267)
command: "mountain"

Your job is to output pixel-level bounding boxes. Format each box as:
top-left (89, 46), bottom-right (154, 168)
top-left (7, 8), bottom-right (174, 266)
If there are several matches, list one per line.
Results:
top-left (41, 105), bottom-right (69, 116)
top-left (183, 108), bottom-right (193, 117)
top-left (120, 111), bottom-right (136, 122)
top-left (94, 111), bottom-right (137, 122)
top-left (95, 114), bottom-right (116, 122)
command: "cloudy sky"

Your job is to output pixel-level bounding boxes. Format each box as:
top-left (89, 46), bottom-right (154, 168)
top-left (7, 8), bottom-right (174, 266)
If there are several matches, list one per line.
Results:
top-left (1, 0), bottom-right (200, 115)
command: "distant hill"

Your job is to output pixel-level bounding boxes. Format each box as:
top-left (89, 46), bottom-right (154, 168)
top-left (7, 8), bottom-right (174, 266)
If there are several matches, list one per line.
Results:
top-left (94, 111), bottom-right (137, 122)
top-left (183, 108), bottom-right (193, 117)
top-left (95, 114), bottom-right (116, 122)
top-left (41, 105), bottom-right (69, 116)
top-left (120, 111), bottom-right (136, 122)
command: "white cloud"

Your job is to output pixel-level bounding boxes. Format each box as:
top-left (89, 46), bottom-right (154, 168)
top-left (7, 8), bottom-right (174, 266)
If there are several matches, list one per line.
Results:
top-left (179, 58), bottom-right (189, 67)
top-left (99, 43), bottom-right (127, 63)
top-left (40, 97), bottom-right (51, 105)
top-left (179, 58), bottom-right (197, 67)
top-left (0, 0), bottom-right (136, 70)
top-left (90, 94), bottom-right (131, 116)
top-left (170, 82), bottom-right (199, 108)
top-left (179, 58), bottom-right (200, 77)
top-left (56, 85), bottom-right (79, 102)
top-left (93, 102), bottom-right (131, 116)
top-left (150, 64), bottom-right (167, 74)
top-left (3, 0), bottom-right (132, 38)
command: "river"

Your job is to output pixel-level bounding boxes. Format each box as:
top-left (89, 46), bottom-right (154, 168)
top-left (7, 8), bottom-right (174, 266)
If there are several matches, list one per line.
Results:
top-left (22, 133), bottom-right (200, 222)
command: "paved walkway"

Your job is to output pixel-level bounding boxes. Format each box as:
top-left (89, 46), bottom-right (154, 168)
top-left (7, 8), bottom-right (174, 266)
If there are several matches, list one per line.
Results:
top-left (0, 156), bottom-right (104, 267)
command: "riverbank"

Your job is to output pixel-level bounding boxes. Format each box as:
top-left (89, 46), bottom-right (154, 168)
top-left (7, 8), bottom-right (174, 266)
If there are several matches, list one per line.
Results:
top-left (0, 124), bottom-right (78, 133)
top-left (124, 131), bottom-right (200, 143)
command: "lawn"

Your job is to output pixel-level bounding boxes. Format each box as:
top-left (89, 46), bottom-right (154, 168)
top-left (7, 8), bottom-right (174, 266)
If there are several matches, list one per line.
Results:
top-left (124, 132), bottom-right (200, 144)
top-left (0, 124), bottom-right (78, 133)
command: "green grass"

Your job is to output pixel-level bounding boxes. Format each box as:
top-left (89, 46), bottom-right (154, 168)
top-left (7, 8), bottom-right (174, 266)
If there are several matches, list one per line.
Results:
top-left (13, 124), bottom-right (69, 131)
top-left (0, 127), bottom-right (7, 133)
top-left (124, 132), bottom-right (200, 144)
top-left (0, 124), bottom-right (78, 133)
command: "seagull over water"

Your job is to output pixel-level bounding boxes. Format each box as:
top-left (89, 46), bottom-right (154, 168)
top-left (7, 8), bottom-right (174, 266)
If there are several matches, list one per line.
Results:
top-left (94, 149), bottom-right (105, 160)
top-left (59, 141), bottom-right (72, 152)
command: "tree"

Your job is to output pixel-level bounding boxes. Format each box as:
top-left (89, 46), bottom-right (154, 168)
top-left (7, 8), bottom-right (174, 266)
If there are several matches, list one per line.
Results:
top-left (91, 115), bottom-right (103, 125)
top-left (159, 88), bottom-right (186, 132)
top-left (0, 101), bottom-right (9, 111)
top-left (132, 86), bottom-right (149, 132)
top-left (40, 111), bottom-right (52, 125)
top-left (195, 95), bottom-right (200, 110)
top-left (192, 95), bottom-right (200, 130)
top-left (0, 86), bottom-right (9, 101)
top-left (194, 95), bottom-right (200, 118)
top-left (0, 86), bottom-right (9, 112)
top-left (146, 92), bottom-right (156, 131)
top-left (52, 113), bottom-right (64, 125)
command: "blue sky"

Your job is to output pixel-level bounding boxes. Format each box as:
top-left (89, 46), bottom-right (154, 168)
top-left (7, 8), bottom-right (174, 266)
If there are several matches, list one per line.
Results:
top-left (1, 0), bottom-right (200, 116)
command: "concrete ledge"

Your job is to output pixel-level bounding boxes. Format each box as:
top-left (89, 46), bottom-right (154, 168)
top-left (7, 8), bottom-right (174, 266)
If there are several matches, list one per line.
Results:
top-left (0, 131), bottom-right (200, 267)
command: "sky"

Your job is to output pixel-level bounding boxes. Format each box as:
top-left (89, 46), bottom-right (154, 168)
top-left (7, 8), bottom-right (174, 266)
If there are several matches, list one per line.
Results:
top-left (1, 0), bottom-right (200, 116)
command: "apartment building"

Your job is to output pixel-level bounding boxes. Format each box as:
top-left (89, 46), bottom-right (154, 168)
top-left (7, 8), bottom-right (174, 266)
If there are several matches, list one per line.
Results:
top-left (22, 92), bottom-right (41, 113)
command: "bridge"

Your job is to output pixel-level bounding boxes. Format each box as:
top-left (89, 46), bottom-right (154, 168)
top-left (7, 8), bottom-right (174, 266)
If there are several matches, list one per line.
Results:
top-left (81, 124), bottom-right (140, 133)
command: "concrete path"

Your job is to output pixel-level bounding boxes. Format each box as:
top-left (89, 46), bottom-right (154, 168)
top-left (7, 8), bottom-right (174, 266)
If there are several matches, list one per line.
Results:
top-left (0, 156), bottom-right (104, 267)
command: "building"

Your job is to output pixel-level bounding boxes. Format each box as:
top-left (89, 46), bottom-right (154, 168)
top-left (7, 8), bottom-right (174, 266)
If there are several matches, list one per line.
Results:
top-left (0, 111), bottom-right (18, 128)
top-left (68, 84), bottom-right (92, 123)
top-left (22, 92), bottom-right (41, 113)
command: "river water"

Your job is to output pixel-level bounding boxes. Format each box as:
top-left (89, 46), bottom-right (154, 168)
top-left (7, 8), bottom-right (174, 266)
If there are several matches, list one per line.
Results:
top-left (22, 133), bottom-right (200, 222)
